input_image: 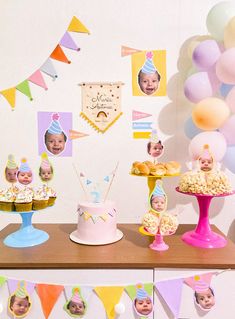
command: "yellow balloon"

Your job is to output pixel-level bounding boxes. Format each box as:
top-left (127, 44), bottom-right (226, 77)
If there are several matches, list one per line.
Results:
top-left (192, 97), bottom-right (230, 130)
top-left (224, 16), bottom-right (235, 49)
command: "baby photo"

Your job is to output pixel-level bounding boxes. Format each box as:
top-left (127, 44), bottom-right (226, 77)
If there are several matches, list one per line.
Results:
top-left (133, 284), bottom-right (153, 317)
top-left (38, 111), bottom-right (72, 157)
top-left (64, 287), bottom-right (87, 318)
top-left (8, 281), bottom-right (32, 318)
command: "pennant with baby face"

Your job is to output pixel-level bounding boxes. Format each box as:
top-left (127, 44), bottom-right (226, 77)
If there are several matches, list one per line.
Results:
top-left (149, 180), bottom-right (167, 214)
top-left (184, 272), bottom-right (217, 312)
top-left (64, 287), bottom-right (87, 318)
top-left (8, 279), bottom-right (35, 318)
top-left (125, 283), bottom-right (154, 318)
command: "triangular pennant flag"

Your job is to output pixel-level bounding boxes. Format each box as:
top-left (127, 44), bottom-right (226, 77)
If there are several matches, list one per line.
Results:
top-left (86, 179), bottom-right (92, 185)
top-left (0, 276), bottom-right (6, 287)
top-left (1, 87), bottom-right (16, 109)
top-left (132, 110), bottom-right (152, 121)
top-left (67, 16), bottom-right (90, 34)
top-left (36, 283), bottom-right (64, 319)
top-left (50, 45), bottom-right (71, 64)
top-left (155, 278), bottom-right (183, 318)
top-left (40, 58), bottom-right (58, 79)
top-left (60, 31), bottom-right (80, 51)
top-left (69, 129), bottom-right (89, 139)
top-left (121, 46), bottom-right (142, 57)
top-left (80, 172), bottom-right (85, 177)
top-left (16, 80), bottom-right (33, 100)
top-left (84, 212), bottom-right (91, 220)
top-left (91, 215), bottom-right (99, 223)
top-left (28, 70), bottom-right (48, 90)
top-left (125, 283), bottom-right (153, 301)
top-left (100, 213), bottom-right (108, 221)
top-left (94, 286), bottom-right (124, 319)
top-left (104, 176), bottom-right (110, 182)
top-left (8, 279), bottom-right (35, 296)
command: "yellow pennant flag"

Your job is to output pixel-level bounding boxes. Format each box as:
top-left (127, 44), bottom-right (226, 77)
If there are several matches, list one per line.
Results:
top-left (67, 16), bottom-right (90, 34)
top-left (1, 87), bottom-right (16, 110)
top-left (133, 131), bottom-right (151, 139)
top-left (94, 286), bottom-right (124, 319)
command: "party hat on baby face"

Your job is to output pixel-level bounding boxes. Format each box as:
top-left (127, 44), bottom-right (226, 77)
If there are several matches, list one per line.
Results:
top-left (15, 281), bottom-right (28, 298)
top-left (141, 51), bottom-right (158, 74)
top-left (6, 154), bottom-right (17, 169)
top-left (184, 273), bottom-right (214, 293)
top-left (40, 152), bottom-right (51, 170)
top-left (19, 158), bottom-right (31, 173)
top-left (71, 288), bottom-right (83, 303)
top-left (48, 113), bottom-right (64, 134)
top-left (198, 144), bottom-right (214, 161)
top-left (135, 283), bottom-right (148, 300)
top-left (152, 180), bottom-right (166, 198)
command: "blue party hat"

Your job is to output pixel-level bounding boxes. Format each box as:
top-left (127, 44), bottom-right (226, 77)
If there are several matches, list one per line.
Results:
top-left (142, 51), bottom-right (157, 74)
top-left (48, 113), bottom-right (63, 134)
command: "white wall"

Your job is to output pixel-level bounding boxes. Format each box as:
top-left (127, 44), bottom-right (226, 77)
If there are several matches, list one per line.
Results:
top-left (0, 0), bottom-right (235, 241)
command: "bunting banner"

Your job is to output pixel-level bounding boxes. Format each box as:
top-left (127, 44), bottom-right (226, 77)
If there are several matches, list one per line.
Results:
top-left (80, 82), bottom-right (124, 133)
top-left (132, 110), bottom-right (152, 121)
top-left (0, 16), bottom-right (89, 110)
top-left (94, 286), bottom-right (124, 319)
top-left (0, 271), bottom-right (227, 318)
top-left (132, 122), bottom-right (153, 130)
top-left (121, 46), bottom-right (142, 57)
top-left (69, 130), bottom-right (89, 140)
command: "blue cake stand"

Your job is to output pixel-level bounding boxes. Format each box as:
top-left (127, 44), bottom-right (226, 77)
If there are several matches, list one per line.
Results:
top-left (2, 211), bottom-right (49, 248)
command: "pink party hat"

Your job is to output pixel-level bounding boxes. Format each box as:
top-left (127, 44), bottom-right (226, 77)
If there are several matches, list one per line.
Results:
top-left (40, 152), bottom-right (51, 170)
top-left (184, 273), bottom-right (214, 292)
top-left (71, 288), bottom-right (82, 303)
top-left (198, 144), bottom-right (213, 160)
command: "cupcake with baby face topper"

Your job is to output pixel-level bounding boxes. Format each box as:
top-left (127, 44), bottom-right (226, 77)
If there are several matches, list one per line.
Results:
top-left (14, 158), bottom-right (33, 212)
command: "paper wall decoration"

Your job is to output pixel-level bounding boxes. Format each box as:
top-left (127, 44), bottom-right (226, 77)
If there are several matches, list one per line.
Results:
top-left (132, 110), bottom-right (152, 121)
top-left (132, 50), bottom-right (166, 97)
top-left (132, 110), bottom-right (153, 139)
top-left (0, 16), bottom-right (89, 110)
top-left (80, 82), bottom-right (124, 133)
top-left (121, 46), bottom-right (142, 57)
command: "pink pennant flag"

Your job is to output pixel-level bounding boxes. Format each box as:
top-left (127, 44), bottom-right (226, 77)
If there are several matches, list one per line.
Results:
top-left (121, 45), bottom-right (142, 57)
top-left (60, 31), bottom-right (80, 51)
top-left (80, 172), bottom-right (85, 177)
top-left (132, 110), bottom-right (152, 121)
top-left (155, 278), bottom-right (183, 318)
top-left (69, 129), bottom-right (89, 140)
top-left (28, 70), bottom-right (48, 90)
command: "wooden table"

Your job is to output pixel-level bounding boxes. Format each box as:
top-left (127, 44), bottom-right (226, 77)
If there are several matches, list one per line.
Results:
top-left (0, 223), bottom-right (235, 269)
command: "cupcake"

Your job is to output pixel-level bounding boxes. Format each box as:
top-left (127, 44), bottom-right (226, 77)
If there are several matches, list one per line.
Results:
top-left (44, 185), bottom-right (57, 206)
top-left (33, 188), bottom-right (49, 210)
top-left (0, 188), bottom-right (15, 211)
top-left (14, 189), bottom-right (33, 212)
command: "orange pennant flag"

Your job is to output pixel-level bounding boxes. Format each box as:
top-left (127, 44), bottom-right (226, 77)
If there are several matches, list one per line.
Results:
top-left (94, 286), bottom-right (124, 319)
top-left (121, 46), bottom-right (142, 57)
top-left (69, 129), bottom-right (89, 140)
top-left (1, 87), bottom-right (16, 110)
top-left (36, 284), bottom-right (64, 319)
top-left (67, 16), bottom-right (90, 34)
top-left (50, 45), bottom-right (71, 64)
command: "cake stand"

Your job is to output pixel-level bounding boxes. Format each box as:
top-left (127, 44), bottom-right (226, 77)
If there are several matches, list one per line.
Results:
top-left (176, 187), bottom-right (234, 248)
top-left (1, 210), bottom-right (49, 248)
top-left (132, 174), bottom-right (179, 251)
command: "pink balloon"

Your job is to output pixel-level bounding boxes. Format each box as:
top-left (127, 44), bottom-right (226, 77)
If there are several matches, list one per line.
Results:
top-left (193, 39), bottom-right (221, 70)
top-left (225, 86), bottom-right (235, 113)
top-left (184, 72), bottom-right (216, 103)
top-left (189, 131), bottom-right (227, 161)
top-left (216, 48), bottom-right (235, 84)
top-left (219, 114), bottom-right (235, 145)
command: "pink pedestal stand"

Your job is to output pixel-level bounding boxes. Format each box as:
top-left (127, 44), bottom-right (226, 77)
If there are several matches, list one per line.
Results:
top-left (150, 233), bottom-right (169, 251)
top-left (176, 187), bottom-right (234, 249)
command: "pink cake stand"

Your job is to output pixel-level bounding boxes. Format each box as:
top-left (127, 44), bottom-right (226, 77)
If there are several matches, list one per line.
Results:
top-left (176, 187), bottom-right (234, 249)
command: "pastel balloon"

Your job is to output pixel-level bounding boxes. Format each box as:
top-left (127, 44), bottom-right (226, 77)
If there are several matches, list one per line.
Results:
top-left (216, 48), bottom-right (235, 84)
top-left (224, 16), bottom-right (235, 48)
top-left (219, 114), bottom-right (235, 145)
top-left (184, 117), bottom-right (203, 139)
top-left (192, 40), bottom-right (221, 70)
top-left (189, 131), bottom-right (227, 161)
top-left (206, 1), bottom-right (235, 41)
top-left (225, 86), bottom-right (235, 112)
top-left (192, 97), bottom-right (230, 130)
top-left (220, 83), bottom-right (234, 97)
top-left (223, 145), bottom-right (235, 173)
top-left (184, 72), bottom-right (215, 103)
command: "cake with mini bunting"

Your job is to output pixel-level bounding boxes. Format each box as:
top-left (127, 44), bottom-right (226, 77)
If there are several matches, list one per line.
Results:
top-left (70, 164), bottom-right (123, 245)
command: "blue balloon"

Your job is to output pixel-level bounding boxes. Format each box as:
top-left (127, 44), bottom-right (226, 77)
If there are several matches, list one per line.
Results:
top-left (219, 83), bottom-right (234, 97)
top-left (223, 145), bottom-right (235, 173)
top-left (184, 117), bottom-right (202, 139)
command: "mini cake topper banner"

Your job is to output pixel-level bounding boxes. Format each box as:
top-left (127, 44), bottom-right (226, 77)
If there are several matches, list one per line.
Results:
top-left (80, 82), bottom-right (124, 133)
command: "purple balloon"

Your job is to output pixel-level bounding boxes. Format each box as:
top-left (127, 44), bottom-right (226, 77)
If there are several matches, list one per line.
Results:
top-left (193, 39), bottom-right (221, 70)
top-left (184, 72), bottom-right (215, 103)
top-left (219, 114), bottom-right (235, 145)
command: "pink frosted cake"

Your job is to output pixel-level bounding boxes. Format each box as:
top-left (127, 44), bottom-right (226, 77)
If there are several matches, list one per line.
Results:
top-left (70, 200), bottom-right (123, 245)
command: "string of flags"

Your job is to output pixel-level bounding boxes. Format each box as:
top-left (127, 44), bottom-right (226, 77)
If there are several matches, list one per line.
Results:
top-left (0, 270), bottom-right (226, 318)
top-left (0, 16), bottom-right (90, 110)
top-left (132, 110), bottom-right (153, 139)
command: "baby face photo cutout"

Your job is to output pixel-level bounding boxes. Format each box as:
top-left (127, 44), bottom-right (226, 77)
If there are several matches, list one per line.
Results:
top-left (64, 287), bottom-right (87, 318)
top-left (132, 50), bottom-right (166, 96)
top-left (5, 154), bottom-right (18, 184)
top-left (17, 158), bottom-right (33, 186)
top-left (147, 129), bottom-right (164, 163)
top-left (149, 180), bottom-right (167, 214)
top-left (198, 144), bottom-right (214, 172)
top-left (8, 281), bottom-right (32, 318)
top-left (39, 152), bottom-right (54, 183)
top-left (134, 284), bottom-right (153, 317)
top-left (184, 274), bottom-right (216, 312)
top-left (38, 111), bottom-right (72, 157)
